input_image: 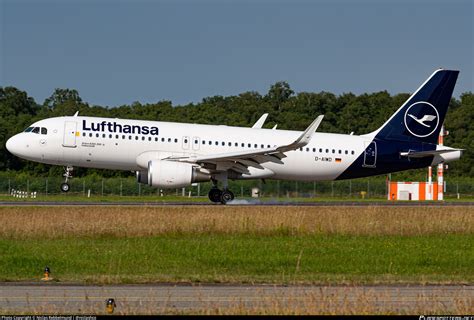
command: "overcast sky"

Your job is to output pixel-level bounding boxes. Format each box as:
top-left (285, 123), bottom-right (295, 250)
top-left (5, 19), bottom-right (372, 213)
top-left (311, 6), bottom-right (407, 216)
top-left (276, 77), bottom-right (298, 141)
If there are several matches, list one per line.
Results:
top-left (1, 0), bottom-right (472, 107)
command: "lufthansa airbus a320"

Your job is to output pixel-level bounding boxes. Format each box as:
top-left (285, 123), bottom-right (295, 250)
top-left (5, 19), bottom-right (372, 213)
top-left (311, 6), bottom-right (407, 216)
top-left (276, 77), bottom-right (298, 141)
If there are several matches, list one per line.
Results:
top-left (6, 69), bottom-right (462, 203)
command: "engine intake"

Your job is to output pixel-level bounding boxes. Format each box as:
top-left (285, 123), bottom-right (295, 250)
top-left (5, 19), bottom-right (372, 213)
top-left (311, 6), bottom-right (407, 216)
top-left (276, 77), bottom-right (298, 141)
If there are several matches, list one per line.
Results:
top-left (136, 170), bottom-right (148, 184)
top-left (147, 160), bottom-right (210, 188)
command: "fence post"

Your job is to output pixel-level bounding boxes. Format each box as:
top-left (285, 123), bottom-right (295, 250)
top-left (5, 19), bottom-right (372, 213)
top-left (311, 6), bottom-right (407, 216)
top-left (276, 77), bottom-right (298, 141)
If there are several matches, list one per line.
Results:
top-left (197, 183), bottom-right (200, 197)
top-left (138, 183), bottom-right (141, 196)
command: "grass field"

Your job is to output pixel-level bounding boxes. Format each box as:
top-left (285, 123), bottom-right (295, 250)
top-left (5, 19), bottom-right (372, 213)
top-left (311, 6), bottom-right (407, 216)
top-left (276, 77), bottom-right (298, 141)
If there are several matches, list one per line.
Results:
top-left (0, 206), bottom-right (472, 284)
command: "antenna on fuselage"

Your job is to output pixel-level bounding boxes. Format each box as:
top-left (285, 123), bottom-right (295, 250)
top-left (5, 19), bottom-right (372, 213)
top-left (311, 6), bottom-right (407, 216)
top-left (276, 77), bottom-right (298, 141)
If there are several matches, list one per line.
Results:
top-left (73, 111), bottom-right (79, 117)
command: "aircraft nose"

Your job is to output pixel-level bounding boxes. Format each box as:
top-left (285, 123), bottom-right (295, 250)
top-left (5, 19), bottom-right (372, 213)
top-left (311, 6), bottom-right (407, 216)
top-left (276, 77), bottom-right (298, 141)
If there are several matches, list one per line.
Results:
top-left (6, 134), bottom-right (22, 156)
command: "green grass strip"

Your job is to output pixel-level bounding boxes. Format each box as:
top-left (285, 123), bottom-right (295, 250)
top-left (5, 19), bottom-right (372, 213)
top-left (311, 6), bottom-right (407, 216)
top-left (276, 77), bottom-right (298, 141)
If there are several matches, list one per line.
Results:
top-left (0, 234), bottom-right (472, 284)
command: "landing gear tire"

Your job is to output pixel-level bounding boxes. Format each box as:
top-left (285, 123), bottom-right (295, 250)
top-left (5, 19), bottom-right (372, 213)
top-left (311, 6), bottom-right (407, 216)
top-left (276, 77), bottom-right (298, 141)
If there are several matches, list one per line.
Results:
top-left (220, 189), bottom-right (234, 204)
top-left (208, 188), bottom-right (222, 203)
top-left (60, 183), bottom-right (70, 193)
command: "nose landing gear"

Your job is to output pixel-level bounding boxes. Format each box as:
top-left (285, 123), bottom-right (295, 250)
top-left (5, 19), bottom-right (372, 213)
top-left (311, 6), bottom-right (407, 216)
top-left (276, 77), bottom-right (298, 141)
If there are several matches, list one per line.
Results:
top-left (60, 166), bottom-right (73, 193)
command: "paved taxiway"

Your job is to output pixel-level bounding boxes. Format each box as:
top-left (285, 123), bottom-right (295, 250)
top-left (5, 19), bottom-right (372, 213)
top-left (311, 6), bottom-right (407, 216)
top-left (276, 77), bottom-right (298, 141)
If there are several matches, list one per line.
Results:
top-left (0, 200), bottom-right (472, 206)
top-left (0, 284), bottom-right (471, 314)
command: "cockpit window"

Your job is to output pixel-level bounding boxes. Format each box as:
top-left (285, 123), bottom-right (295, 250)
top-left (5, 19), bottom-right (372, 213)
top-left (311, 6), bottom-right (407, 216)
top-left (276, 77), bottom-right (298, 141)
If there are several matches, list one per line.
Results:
top-left (41, 127), bottom-right (47, 135)
top-left (24, 127), bottom-right (33, 132)
top-left (31, 127), bottom-right (40, 134)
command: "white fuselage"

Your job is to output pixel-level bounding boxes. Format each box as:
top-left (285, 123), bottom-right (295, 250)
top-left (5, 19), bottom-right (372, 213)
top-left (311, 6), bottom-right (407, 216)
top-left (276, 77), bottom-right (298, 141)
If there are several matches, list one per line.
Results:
top-left (7, 116), bottom-right (369, 181)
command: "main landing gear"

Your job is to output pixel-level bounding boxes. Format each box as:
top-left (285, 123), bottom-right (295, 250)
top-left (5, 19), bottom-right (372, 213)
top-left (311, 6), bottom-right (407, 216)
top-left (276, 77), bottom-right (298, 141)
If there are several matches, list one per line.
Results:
top-left (60, 166), bottom-right (73, 193)
top-left (208, 175), bottom-right (234, 204)
top-left (208, 187), bottom-right (234, 204)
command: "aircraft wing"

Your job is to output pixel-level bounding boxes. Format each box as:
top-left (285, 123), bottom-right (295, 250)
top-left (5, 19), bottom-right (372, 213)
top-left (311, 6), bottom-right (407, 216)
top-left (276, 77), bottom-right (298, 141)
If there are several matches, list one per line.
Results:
top-left (165, 115), bottom-right (324, 174)
top-left (400, 148), bottom-right (463, 158)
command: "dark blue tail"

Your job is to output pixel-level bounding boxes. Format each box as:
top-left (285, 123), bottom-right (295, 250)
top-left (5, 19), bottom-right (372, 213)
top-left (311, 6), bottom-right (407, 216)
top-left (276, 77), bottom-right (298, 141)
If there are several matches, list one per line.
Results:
top-left (373, 69), bottom-right (459, 144)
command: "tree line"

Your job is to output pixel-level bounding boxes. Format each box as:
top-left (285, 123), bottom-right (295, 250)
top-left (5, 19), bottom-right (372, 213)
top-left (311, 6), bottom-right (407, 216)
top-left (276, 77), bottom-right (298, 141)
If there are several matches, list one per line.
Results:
top-left (0, 83), bottom-right (472, 178)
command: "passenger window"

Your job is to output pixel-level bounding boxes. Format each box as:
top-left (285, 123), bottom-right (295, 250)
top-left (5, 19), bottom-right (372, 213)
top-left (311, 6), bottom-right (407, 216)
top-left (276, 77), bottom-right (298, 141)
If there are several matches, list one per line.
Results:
top-left (184, 139), bottom-right (188, 143)
top-left (102, 134), bottom-right (106, 138)
top-left (228, 142), bottom-right (232, 146)
top-left (174, 138), bottom-right (178, 143)
top-left (123, 135), bottom-right (126, 139)
top-left (83, 133), bottom-right (86, 137)
top-left (168, 138), bottom-right (172, 142)
top-left (332, 149), bottom-right (335, 153)
top-left (306, 147), bottom-right (309, 152)
top-left (325, 149), bottom-right (329, 153)
top-left (155, 137), bottom-right (158, 141)
top-left (338, 150), bottom-right (341, 154)
top-left (148, 137), bottom-right (151, 141)
top-left (41, 128), bottom-right (47, 135)
top-left (222, 142), bottom-right (225, 146)
top-left (96, 133), bottom-right (100, 138)
top-left (351, 150), bottom-right (355, 155)
top-left (161, 138), bottom-right (165, 142)
top-left (32, 127), bottom-right (40, 134)
top-left (261, 144), bottom-right (264, 148)
top-left (312, 148), bottom-right (316, 152)
top-left (345, 150), bottom-right (348, 154)
top-left (129, 136), bottom-right (132, 140)
top-left (319, 148), bottom-right (322, 153)
top-left (89, 133), bottom-right (93, 137)
top-left (109, 134), bottom-right (113, 138)
top-left (215, 141), bottom-right (218, 145)
top-left (117, 135), bottom-right (120, 139)
top-left (136, 136), bottom-right (139, 140)
top-left (254, 144), bottom-right (257, 148)
top-left (234, 142), bottom-right (238, 147)
top-left (299, 148), bottom-right (303, 151)
top-left (267, 145), bottom-right (271, 148)
top-left (248, 143), bottom-right (251, 148)
top-left (241, 143), bottom-right (245, 147)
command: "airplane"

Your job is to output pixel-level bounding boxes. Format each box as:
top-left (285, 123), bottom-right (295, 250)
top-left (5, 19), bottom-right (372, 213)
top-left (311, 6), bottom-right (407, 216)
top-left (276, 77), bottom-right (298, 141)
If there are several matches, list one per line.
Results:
top-left (6, 69), bottom-right (463, 204)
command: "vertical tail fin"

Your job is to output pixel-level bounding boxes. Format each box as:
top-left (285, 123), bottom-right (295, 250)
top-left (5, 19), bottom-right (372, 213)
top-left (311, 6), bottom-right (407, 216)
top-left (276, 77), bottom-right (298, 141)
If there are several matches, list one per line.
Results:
top-left (373, 69), bottom-right (459, 144)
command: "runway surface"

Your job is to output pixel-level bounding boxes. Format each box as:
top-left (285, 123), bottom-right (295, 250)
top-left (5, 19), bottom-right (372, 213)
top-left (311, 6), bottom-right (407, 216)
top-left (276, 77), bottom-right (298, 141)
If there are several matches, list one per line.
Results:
top-left (0, 283), bottom-right (471, 314)
top-left (1, 200), bottom-right (473, 207)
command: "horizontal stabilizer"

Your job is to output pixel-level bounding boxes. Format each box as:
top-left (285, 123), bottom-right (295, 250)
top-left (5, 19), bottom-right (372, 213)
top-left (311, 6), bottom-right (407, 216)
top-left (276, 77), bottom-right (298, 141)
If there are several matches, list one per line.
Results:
top-left (400, 148), bottom-right (463, 158)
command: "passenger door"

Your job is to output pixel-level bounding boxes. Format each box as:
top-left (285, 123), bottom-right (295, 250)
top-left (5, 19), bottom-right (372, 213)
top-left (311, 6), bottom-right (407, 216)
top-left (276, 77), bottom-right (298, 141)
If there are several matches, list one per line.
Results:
top-left (62, 121), bottom-right (77, 148)
top-left (363, 141), bottom-right (377, 167)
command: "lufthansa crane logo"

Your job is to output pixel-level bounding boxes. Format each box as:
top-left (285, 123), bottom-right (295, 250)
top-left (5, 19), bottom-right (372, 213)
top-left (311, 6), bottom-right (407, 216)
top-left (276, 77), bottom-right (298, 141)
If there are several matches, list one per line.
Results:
top-left (404, 101), bottom-right (439, 137)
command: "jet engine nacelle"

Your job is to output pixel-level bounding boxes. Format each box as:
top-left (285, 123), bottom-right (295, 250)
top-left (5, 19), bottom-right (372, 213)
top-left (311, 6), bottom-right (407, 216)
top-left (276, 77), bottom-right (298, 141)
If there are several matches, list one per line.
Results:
top-left (147, 160), bottom-right (210, 188)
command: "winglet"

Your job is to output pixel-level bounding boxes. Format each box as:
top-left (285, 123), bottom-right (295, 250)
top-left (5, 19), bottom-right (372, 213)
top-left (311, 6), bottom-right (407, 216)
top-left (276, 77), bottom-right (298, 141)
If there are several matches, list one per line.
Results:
top-left (277, 115), bottom-right (324, 152)
top-left (252, 113), bottom-right (269, 129)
